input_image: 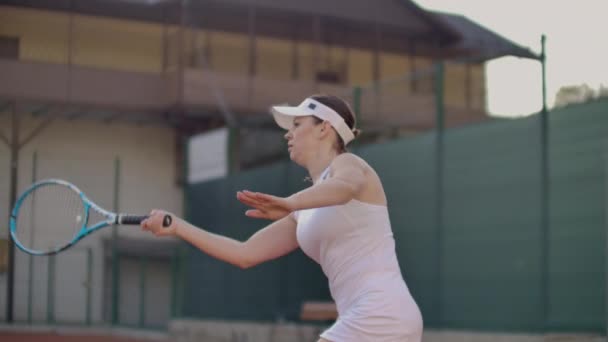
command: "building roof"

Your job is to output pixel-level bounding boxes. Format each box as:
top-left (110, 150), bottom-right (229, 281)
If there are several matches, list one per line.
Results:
top-left (201, 0), bottom-right (461, 42)
top-left (0, 0), bottom-right (458, 41)
top-left (0, 0), bottom-right (538, 61)
top-left (433, 11), bottom-right (540, 61)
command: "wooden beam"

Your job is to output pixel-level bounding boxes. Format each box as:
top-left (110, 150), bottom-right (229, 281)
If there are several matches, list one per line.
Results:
top-left (248, 6), bottom-right (256, 77)
top-left (189, 10), bottom-right (197, 68)
top-left (291, 25), bottom-right (299, 80)
top-left (31, 105), bottom-right (51, 118)
top-left (343, 27), bottom-right (349, 83)
top-left (103, 112), bottom-right (123, 124)
top-left (409, 38), bottom-right (417, 93)
top-left (465, 62), bottom-right (472, 109)
top-left (312, 15), bottom-right (321, 82)
top-left (66, 108), bottom-right (85, 121)
top-left (19, 116), bottom-right (55, 149)
top-left (18, 105), bottom-right (64, 148)
top-left (67, 0), bottom-right (74, 66)
top-left (0, 130), bottom-right (8, 147)
top-left (162, 3), bottom-right (168, 71)
top-left (177, 0), bottom-right (185, 106)
top-left (0, 102), bottom-right (10, 114)
top-left (247, 6), bottom-right (256, 108)
top-left (373, 23), bottom-right (381, 81)
top-left (203, 29), bottom-right (212, 69)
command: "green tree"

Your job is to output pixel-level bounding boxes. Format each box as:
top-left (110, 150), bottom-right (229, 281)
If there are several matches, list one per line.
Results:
top-left (554, 84), bottom-right (596, 107)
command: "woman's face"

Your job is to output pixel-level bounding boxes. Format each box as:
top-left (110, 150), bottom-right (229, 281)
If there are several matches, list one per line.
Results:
top-left (284, 116), bottom-right (322, 165)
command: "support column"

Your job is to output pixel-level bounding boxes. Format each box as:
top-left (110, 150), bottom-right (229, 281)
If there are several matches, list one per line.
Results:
top-left (6, 102), bottom-right (18, 323)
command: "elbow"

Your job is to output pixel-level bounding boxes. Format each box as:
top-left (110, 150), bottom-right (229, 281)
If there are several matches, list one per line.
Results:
top-left (237, 245), bottom-right (257, 269)
top-left (237, 259), bottom-right (254, 270)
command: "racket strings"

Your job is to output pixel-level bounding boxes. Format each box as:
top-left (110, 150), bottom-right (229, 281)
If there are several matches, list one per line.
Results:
top-left (87, 206), bottom-right (110, 227)
top-left (15, 183), bottom-right (85, 253)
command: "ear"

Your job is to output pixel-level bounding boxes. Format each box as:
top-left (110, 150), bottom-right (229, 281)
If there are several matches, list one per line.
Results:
top-left (318, 121), bottom-right (332, 138)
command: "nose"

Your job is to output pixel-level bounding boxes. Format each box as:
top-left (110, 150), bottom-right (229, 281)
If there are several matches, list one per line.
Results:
top-left (284, 130), bottom-right (292, 140)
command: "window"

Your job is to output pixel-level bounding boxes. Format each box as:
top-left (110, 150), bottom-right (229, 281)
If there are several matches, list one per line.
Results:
top-left (0, 36), bottom-right (19, 59)
top-left (317, 43), bottom-right (347, 84)
top-left (316, 70), bottom-right (341, 83)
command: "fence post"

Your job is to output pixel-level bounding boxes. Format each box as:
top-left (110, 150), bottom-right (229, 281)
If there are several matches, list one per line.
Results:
top-left (86, 248), bottom-right (93, 326)
top-left (177, 246), bottom-right (187, 317)
top-left (171, 245), bottom-right (187, 318)
top-left (604, 155), bottom-right (608, 338)
top-left (171, 248), bottom-right (179, 318)
top-left (353, 86), bottom-right (362, 126)
top-left (228, 128), bottom-right (240, 174)
top-left (46, 255), bottom-right (55, 324)
top-left (139, 256), bottom-right (147, 328)
top-left (27, 151), bottom-right (38, 324)
top-left (111, 157), bottom-right (121, 325)
top-left (540, 34), bottom-right (550, 332)
top-left (434, 61), bottom-right (445, 326)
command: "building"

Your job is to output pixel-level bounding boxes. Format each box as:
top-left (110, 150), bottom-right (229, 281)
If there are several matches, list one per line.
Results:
top-left (0, 0), bottom-right (538, 328)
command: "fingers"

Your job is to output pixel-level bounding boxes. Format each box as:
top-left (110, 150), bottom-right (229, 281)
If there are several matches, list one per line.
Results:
top-left (141, 209), bottom-right (173, 236)
top-left (237, 191), bottom-right (269, 208)
top-left (242, 190), bottom-right (271, 200)
top-left (141, 209), bottom-right (155, 231)
top-left (237, 191), bottom-right (254, 202)
top-left (245, 209), bottom-right (266, 219)
top-left (141, 211), bottom-right (153, 231)
top-left (240, 190), bottom-right (267, 201)
top-left (236, 191), bottom-right (256, 204)
top-left (251, 192), bottom-right (276, 202)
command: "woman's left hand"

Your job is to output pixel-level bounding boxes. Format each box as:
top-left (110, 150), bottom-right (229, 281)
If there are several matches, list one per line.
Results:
top-left (237, 190), bottom-right (297, 221)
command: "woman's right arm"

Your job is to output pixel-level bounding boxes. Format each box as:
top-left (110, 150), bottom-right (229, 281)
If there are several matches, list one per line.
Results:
top-left (144, 211), bottom-right (299, 269)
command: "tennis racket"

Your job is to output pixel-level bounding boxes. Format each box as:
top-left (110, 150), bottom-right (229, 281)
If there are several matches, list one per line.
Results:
top-left (10, 179), bottom-right (171, 256)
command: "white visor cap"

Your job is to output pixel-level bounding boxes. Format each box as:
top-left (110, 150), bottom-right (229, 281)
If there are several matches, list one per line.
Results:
top-left (270, 98), bottom-right (355, 145)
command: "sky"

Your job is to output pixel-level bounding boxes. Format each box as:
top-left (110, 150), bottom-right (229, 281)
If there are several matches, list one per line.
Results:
top-left (414, 0), bottom-right (608, 117)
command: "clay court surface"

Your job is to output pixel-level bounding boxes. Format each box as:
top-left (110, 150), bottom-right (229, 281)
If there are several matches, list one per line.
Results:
top-left (0, 326), bottom-right (169, 342)
top-left (0, 332), bottom-right (162, 342)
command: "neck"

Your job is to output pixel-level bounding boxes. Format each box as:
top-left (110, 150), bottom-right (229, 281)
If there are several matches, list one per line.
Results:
top-left (306, 148), bottom-right (339, 184)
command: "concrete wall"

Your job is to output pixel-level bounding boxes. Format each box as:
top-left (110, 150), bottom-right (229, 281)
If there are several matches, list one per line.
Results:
top-left (0, 113), bottom-right (182, 325)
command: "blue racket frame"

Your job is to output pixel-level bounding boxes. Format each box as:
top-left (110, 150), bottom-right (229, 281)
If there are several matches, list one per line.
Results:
top-left (10, 179), bottom-right (118, 256)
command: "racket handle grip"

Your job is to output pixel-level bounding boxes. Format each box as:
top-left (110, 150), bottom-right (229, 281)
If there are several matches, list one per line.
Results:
top-left (119, 215), bottom-right (148, 225)
top-left (120, 214), bottom-right (172, 227)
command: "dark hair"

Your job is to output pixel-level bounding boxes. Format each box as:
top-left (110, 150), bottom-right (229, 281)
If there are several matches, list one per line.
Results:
top-left (309, 94), bottom-right (361, 153)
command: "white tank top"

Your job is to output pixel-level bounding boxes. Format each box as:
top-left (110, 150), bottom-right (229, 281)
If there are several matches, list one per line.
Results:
top-left (294, 167), bottom-right (422, 340)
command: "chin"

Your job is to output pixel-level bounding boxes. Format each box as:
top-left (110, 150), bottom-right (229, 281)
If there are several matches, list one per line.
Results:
top-left (289, 153), bottom-right (304, 166)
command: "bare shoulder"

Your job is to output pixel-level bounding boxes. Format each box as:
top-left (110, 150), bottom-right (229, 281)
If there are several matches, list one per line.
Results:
top-left (331, 153), bottom-right (369, 170)
top-left (331, 153), bottom-right (375, 175)
top-left (331, 154), bottom-right (386, 204)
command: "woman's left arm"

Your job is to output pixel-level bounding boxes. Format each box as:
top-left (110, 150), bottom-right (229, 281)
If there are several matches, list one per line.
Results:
top-left (289, 154), bottom-right (366, 209)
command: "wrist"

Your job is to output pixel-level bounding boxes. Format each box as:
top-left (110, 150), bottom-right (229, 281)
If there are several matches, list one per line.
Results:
top-left (286, 193), bottom-right (300, 211)
top-left (173, 217), bottom-right (185, 237)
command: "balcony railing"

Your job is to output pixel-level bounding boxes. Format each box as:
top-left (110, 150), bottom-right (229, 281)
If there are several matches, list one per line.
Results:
top-left (0, 58), bottom-right (487, 130)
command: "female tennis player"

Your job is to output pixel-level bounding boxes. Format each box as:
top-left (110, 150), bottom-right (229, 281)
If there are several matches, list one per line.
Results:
top-left (142, 94), bottom-right (423, 341)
